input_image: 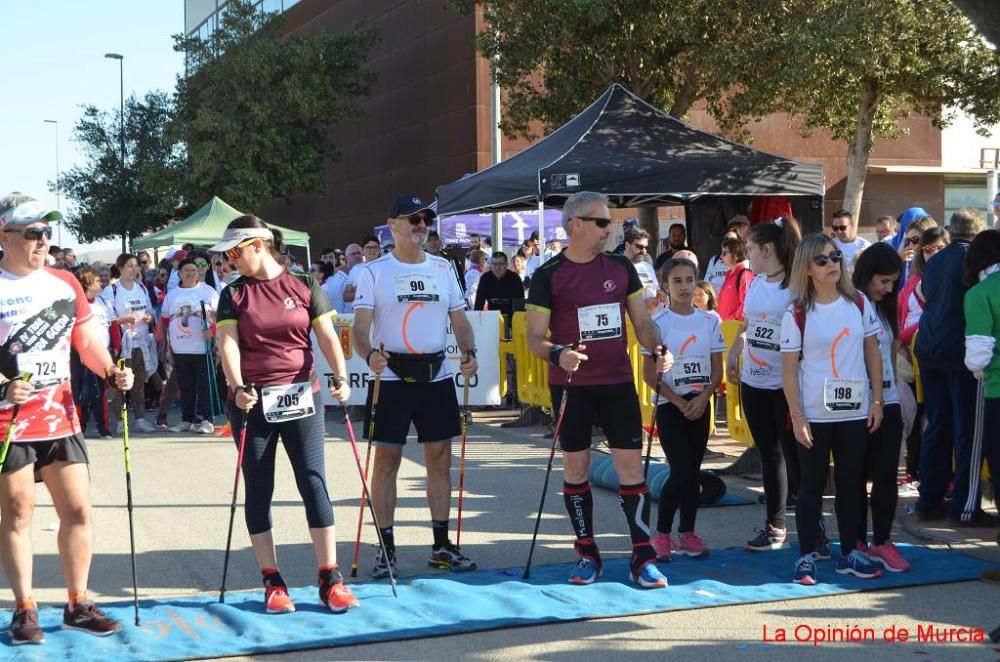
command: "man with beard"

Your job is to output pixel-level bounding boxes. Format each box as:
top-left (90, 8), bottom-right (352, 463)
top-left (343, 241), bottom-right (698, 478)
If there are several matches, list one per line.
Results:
top-left (352, 195), bottom-right (479, 580)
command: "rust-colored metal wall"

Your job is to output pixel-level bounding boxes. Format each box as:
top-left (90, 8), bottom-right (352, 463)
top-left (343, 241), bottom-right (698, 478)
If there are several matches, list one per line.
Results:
top-left (261, 0), bottom-right (483, 250)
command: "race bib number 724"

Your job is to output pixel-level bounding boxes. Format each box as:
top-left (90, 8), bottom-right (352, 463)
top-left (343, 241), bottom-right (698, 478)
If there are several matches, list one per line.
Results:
top-left (17, 350), bottom-right (69, 389)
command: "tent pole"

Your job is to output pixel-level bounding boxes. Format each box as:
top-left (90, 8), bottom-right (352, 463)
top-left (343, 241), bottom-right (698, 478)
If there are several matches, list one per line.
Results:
top-left (538, 200), bottom-right (544, 248)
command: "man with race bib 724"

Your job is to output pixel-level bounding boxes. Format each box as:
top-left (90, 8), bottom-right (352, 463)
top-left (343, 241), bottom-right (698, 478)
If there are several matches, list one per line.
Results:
top-left (0, 193), bottom-right (134, 644)
top-left (526, 191), bottom-right (674, 588)
top-left (352, 195), bottom-right (479, 580)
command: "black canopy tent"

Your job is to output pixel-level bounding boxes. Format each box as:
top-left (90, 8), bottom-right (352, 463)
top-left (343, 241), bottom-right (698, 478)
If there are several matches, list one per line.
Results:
top-left (436, 83), bottom-right (825, 261)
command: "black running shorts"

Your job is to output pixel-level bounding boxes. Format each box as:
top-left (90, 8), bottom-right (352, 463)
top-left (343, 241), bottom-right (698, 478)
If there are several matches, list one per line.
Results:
top-left (1, 434), bottom-right (90, 480)
top-left (364, 378), bottom-right (461, 444)
top-left (549, 381), bottom-right (643, 453)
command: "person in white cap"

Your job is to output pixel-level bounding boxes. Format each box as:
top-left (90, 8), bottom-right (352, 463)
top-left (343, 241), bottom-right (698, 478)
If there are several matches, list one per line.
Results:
top-left (0, 193), bottom-right (134, 644)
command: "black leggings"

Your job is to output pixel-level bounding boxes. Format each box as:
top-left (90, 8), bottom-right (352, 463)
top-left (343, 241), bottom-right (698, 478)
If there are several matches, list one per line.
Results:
top-left (796, 419), bottom-right (868, 556)
top-left (655, 394), bottom-right (711, 533)
top-left (860, 404), bottom-right (903, 545)
top-left (228, 400), bottom-right (334, 535)
top-left (740, 384), bottom-right (800, 528)
top-left (174, 353), bottom-right (211, 423)
top-left (902, 381), bottom-right (923, 478)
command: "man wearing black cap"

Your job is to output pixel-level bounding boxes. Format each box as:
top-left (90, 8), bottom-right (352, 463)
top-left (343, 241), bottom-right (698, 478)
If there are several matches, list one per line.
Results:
top-left (352, 195), bottom-right (479, 580)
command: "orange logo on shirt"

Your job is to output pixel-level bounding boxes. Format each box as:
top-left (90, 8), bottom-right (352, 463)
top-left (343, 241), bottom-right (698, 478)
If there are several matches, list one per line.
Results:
top-left (283, 297), bottom-right (296, 310)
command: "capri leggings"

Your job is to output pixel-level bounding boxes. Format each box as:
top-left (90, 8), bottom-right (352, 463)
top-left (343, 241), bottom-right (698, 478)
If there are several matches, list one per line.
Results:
top-left (228, 399), bottom-right (334, 535)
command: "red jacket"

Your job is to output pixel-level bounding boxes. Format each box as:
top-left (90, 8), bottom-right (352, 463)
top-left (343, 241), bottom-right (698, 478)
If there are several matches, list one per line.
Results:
top-left (717, 263), bottom-right (752, 321)
top-left (898, 273), bottom-right (923, 346)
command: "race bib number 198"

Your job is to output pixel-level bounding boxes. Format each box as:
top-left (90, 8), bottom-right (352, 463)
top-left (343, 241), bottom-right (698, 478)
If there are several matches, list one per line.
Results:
top-left (823, 378), bottom-right (864, 412)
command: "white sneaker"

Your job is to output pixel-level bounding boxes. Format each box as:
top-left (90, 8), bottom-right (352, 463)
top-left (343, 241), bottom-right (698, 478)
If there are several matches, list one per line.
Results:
top-left (134, 418), bottom-right (156, 433)
top-left (169, 421), bottom-right (193, 433)
top-left (197, 420), bottom-right (215, 434)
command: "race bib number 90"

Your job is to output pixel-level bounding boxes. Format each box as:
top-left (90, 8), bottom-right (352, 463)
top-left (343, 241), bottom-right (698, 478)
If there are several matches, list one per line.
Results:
top-left (394, 275), bottom-right (440, 303)
top-left (261, 382), bottom-right (315, 423)
top-left (576, 303), bottom-right (622, 341)
top-left (18, 350), bottom-right (69, 389)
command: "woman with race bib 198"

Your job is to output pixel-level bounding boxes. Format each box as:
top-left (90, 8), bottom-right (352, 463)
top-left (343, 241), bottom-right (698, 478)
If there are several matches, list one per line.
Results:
top-left (781, 233), bottom-right (885, 586)
top-left (212, 215), bottom-right (356, 615)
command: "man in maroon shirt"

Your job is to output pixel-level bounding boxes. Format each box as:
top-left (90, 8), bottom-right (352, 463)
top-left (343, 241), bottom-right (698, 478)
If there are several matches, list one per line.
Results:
top-left (526, 191), bottom-right (673, 588)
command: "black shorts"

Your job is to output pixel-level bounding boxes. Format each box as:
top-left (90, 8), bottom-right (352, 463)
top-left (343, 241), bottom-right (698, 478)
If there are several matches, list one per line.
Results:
top-left (549, 381), bottom-right (643, 453)
top-left (1, 434), bottom-right (90, 481)
top-left (364, 378), bottom-right (461, 445)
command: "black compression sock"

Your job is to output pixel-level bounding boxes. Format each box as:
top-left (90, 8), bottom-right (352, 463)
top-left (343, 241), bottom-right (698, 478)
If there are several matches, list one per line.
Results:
top-left (563, 481), bottom-right (595, 542)
top-left (432, 520), bottom-right (449, 548)
top-left (619, 482), bottom-right (657, 572)
top-left (261, 567), bottom-right (286, 589)
top-left (380, 527), bottom-right (395, 553)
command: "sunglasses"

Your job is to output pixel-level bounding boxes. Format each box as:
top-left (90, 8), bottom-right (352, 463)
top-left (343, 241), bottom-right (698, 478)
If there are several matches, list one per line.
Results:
top-left (404, 214), bottom-right (432, 226)
top-left (812, 251), bottom-right (843, 267)
top-left (577, 216), bottom-right (612, 228)
top-left (225, 239), bottom-right (256, 259)
top-left (4, 226), bottom-right (53, 241)
top-left (831, 225), bottom-right (849, 232)
top-left (632, 243), bottom-right (649, 252)
top-left (904, 236), bottom-right (920, 246)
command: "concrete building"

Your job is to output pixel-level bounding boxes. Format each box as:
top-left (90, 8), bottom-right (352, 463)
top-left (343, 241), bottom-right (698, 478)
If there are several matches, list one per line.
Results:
top-left (184, 0), bottom-right (1000, 250)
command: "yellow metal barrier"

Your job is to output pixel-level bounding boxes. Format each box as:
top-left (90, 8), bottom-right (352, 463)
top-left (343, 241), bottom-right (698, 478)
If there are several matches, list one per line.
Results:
top-left (911, 331), bottom-right (923, 404)
top-left (508, 312), bottom-right (552, 408)
top-left (720, 320), bottom-right (755, 446)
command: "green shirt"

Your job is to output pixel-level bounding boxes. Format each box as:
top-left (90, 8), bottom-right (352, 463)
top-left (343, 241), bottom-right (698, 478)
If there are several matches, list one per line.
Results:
top-left (964, 272), bottom-right (1000, 398)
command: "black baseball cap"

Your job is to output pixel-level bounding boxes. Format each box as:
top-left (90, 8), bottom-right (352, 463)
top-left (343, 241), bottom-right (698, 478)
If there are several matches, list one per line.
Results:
top-left (389, 195), bottom-right (436, 219)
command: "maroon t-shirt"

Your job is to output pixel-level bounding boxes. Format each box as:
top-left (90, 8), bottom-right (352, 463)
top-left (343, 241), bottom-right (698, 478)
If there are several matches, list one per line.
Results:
top-left (217, 270), bottom-right (333, 388)
top-left (526, 252), bottom-right (643, 386)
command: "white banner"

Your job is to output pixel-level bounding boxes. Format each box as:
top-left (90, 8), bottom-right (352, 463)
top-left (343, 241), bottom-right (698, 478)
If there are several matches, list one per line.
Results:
top-left (312, 311), bottom-right (502, 406)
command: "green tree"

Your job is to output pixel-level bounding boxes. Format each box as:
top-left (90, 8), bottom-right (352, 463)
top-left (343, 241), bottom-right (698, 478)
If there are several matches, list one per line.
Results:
top-left (450, 0), bottom-right (782, 140)
top-left (172, 0), bottom-right (379, 212)
top-left (59, 91), bottom-right (186, 244)
top-left (725, 0), bottom-right (1000, 220)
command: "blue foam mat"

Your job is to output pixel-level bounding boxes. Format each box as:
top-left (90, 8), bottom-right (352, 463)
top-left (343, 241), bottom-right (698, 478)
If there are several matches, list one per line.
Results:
top-left (3, 544), bottom-right (993, 661)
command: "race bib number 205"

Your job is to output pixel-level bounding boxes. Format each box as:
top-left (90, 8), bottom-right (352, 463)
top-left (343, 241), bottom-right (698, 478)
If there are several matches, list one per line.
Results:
top-left (261, 383), bottom-right (315, 423)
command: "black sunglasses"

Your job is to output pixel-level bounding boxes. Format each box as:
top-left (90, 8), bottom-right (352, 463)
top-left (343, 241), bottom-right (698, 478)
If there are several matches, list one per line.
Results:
top-left (4, 226), bottom-right (53, 241)
top-left (831, 225), bottom-right (849, 232)
top-left (577, 216), bottom-right (612, 228)
top-left (406, 214), bottom-right (432, 226)
top-left (904, 236), bottom-right (920, 246)
top-left (812, 251), bottom-right (843, 267)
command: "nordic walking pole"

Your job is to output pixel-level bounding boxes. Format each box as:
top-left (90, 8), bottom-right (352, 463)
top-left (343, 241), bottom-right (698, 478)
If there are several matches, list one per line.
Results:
top-left (220, 383), bottom-right (253, 603)
top-left (351, 343), bottom-right (383, 578)
top-left (333, 375), bottom-right (398, 598)
top-left (0, 373), bottom-right (32, 470)
top-left (116, 358), bottom-right (140, 625)
top-left (200, 301), bottom-right (220, 419)
top-left (456, 368), bottom-right (471, 547)
top-left (523, 342), bottom-right (579, 580)
top-left (962, 373), bottom-right (987, 522)
top-left (644, 346), bottom-right (666, 479)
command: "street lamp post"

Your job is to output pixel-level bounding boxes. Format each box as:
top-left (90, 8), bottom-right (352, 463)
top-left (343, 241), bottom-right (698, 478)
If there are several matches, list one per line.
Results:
top-left (43, 119), bottom-right (62, 246)
top-left (105, 52), bottom-right (126, 253)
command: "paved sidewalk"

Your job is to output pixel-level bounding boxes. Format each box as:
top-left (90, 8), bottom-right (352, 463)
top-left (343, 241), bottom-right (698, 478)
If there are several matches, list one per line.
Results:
top-left (10, 409), bottom-right (1000, 660)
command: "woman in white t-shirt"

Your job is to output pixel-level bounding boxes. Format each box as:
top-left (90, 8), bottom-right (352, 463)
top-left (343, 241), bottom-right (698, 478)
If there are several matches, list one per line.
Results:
top-left (724, 217), bottom-right (803, 553)
top-left (159, 258), bottom-right (220, 434)
top-left (781, 234), bottom-right (884, 586)
top-left (851, 243), bottom-right (910, 573)
top-left (642, 258), bottom-right (724, 561)
top-left (101, 253), bottom-right (157, 433)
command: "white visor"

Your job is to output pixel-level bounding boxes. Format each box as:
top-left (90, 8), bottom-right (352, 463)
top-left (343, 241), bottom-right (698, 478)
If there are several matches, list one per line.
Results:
top-left (209, 227), bottom-right (274, 253)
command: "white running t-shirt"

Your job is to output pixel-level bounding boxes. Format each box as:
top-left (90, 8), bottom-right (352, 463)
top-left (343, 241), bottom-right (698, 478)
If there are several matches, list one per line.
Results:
top-left (100, 280), bottom-right (153, 340)
top-left (741, 276), bottom-right (791, 390)
top-left (322, 269), bottom-right (350, 314)
top-left (353, 253), bottom-right (466, 382)
top-left (160, 282), bottom-right (219, 355)
top-left (704, 254), bottom-right (730, 292)
top-left (644, 307), bottom-right (725, 398)
top-left (633, 260), bottom-right (659, 301)
top-left (834, 236), bottom-right (871, 269)
top-left (873, 311), bottom-right (900, 406)
top-left (780, 294), bottom-right (880, 423)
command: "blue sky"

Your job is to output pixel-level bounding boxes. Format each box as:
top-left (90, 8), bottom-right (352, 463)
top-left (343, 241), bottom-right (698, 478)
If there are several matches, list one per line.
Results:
top-left (0, 1), bottom-right (184, 255)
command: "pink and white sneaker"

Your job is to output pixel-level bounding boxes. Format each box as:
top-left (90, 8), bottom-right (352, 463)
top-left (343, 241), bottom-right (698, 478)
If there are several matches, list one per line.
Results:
top-left (674, 532), bottom-right (710, 558)
top-left (650, 532), bottom-right (674, 562)
top-left (867, 541), bottom-right (911, 573)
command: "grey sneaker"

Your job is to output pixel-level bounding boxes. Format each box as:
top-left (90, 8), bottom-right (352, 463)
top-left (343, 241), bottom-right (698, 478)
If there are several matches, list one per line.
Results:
top-left (372, 547), bottom-right (397, 580)
top-left (169, 421), bottom-right (193, 433)
top-left (197, 419), bottom-right (215, 434)
top-left (133, 418), bottom-right (156, 433)
top-left (428, 541), bottom-right (477, 572)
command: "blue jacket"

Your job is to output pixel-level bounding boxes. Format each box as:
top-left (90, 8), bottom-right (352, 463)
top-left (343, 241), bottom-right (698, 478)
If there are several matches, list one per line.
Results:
top-left (915, 239), bottom-right (971, 370)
